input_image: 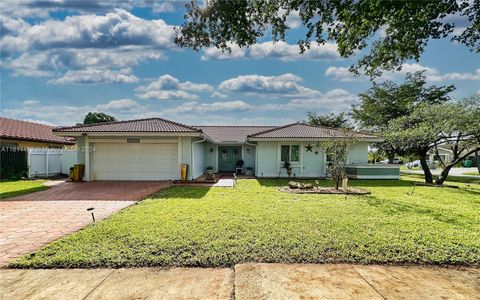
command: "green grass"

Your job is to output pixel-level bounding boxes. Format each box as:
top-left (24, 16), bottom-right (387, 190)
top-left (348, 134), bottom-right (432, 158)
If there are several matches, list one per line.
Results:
top-left (463, 171), bottom-right (479, 176)
top-left (0, 180), bottom-right (48, 199)
top-left (11, 176), bottom-right (480, 268)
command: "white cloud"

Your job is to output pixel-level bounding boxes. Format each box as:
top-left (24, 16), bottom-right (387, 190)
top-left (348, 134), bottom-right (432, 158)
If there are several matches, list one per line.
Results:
top-left (325, 66), bottom-right (363, 82)
top-left (136, 74), bottom-right (214, 100)
top-left (48, 68), bottom-right (139, 84)
top-left (2, 98), bottom-right (255, 126)
top-left (0, 0), bottom-right (188, 19)
top-left (218, 73), bottom-right (321, 98)
top-left (3, 98), bottom-right (150, 125)
top-left (161, 100), bottom-right (253, 114)
top-left (258, 89), bottom-right (358, 113)
top-left (0, 16), bottom-right (30, 36)
top-left (1, 9), bottom-right (175, 55)
top-left (95, 99), bottom-right (144, 113)
top-left (22, 99), bottom-right (40, 105)
top-left (285, 11), bottom-right (302, 29)
top-left (201, 41), bottom-right (339, 61)
top-left (211, 91), bottom-right (228, 98)
top-left (325, 64), bottom-right (480, 82)
top-left (1, 10), bottom-right (173, 82)
top-left (7, 47), bottom-right (165, 77)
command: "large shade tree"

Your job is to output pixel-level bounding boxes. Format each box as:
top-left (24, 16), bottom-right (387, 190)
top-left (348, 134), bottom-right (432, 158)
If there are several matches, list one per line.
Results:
top-left (384, 98), bottom-right (480, 184)
top-left (351, 72), bottom-right (455, 162)
top-left (176, 0), bottom-right (479, 76)
top-left (83, 112), bottom-right (117, 125)
top-left (305, 112), bottom-right (352, 129)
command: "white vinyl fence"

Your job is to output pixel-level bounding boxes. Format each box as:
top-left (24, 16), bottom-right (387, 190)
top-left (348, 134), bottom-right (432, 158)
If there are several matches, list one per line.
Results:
top-left (27, 148), bottom-right (77, 178)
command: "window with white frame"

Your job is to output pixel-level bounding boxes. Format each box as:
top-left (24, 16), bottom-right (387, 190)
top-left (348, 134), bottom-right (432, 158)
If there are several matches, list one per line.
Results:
top-left (281, 145), bottom-right (300, 162)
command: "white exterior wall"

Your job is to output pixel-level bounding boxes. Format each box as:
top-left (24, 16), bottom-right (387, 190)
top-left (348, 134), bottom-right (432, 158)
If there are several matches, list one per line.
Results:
top-left (256, 141), bottom-right (278, 177)
top-left (256, 140), bottom-right (369, 178)
top-left (192, 141), bottom-right (205, 179)
top-left (348, 142), bottom-right (369, 164)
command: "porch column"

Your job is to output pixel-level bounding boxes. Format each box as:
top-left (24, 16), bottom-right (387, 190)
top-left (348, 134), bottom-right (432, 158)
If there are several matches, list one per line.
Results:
top-left (84, 135), bottom-right (90, 181)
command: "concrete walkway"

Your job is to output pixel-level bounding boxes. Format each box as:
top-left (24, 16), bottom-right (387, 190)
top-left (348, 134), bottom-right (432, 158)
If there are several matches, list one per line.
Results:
top-left (1, 264), bottom-right (478, 299)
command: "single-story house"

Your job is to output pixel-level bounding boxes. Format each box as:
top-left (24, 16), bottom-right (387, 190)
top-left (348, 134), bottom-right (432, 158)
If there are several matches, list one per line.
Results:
top-left (428, 145), bottom-right (478, 167)
top-left (53, 117), bottom-right (399, 181)
top-left (0, 117), bottom-right (75, 148)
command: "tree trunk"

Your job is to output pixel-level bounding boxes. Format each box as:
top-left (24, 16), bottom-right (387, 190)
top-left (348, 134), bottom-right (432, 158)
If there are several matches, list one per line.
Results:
top-left (435, 148), bottom-right (480, 185)
top-left (434, 165), bottom-right (453, 185)
top-left (387, 151), bottom-right (395, 164)
top-left (419, 151), bottom-right (433, 184)
top-left (476, 150), bottom-right (480, 174)
top-left (335, 180), bottom-right (339, 190)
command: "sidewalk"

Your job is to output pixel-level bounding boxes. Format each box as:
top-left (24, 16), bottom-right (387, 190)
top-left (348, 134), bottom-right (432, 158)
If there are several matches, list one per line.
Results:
top-left (1, 264), bottom-right (479, 299)
top-left (401, 167), bottom-right (480, 179)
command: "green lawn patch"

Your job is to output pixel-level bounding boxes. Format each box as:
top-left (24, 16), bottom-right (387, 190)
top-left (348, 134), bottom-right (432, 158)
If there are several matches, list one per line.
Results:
top-left (463, 171), bottom-right (479, 176)
top-left (0, 180), bottom-right (48, 199)
top-left (11, 176), bottom-right (480, 268)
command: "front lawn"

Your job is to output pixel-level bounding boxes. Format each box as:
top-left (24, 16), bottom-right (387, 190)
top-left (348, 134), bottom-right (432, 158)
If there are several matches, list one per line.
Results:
top-left (0, 180), bottom-right (48, 199)
top-left (12, 176), bottom-right (480, 268)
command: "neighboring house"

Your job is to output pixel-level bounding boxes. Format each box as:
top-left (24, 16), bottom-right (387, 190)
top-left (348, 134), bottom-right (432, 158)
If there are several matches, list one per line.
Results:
top-left (0, 117), bottom-right (75, 148)
top-left (428, 145), bottom-right (454, 164)
top-left (53, 118), bottom-right (398, 181)
top-left (428, 145), bottom-right (479, 167)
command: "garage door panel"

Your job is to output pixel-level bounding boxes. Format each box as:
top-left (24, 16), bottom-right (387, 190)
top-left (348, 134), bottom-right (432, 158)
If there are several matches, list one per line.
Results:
top-left (92, 142), bottom-right (178, 180)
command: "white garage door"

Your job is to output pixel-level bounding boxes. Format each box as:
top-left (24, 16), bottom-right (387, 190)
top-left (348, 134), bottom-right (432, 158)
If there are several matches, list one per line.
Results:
top-left (92, 142), bottom-right (178, 180)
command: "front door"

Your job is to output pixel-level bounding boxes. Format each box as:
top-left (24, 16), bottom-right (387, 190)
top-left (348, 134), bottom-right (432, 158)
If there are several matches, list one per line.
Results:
top-left (218, 146), bottom-right (242, 172)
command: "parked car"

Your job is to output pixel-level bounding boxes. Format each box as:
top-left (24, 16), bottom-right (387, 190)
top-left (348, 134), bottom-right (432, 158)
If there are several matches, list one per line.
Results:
top-left (406, 160), bottom-right (420, 169)
top-left (406, 160), bottom-right (436, 169)
top-left (379, 159), bottom-right (403, 164)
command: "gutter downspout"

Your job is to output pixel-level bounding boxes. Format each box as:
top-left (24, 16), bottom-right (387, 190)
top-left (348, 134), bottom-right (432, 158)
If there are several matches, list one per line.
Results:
top-left (245, 139), bottom-right (257, 176)
top-left (191, 136), bottom-right (206, 180)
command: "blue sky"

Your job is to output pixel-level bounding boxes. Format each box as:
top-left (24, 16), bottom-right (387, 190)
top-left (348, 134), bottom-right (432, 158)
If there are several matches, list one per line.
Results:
top-left (1, 1), bottom-right (479, 126)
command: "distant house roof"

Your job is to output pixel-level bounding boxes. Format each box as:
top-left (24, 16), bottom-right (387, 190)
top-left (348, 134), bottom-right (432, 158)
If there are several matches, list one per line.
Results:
top-left (196, 126), bottom-right (275, 143)
top-left (248, 123), bottom-right (379, 140)
top-left (0, 117), bottom-right (75, 145)
top-left (53, 118), bottom-right (201, 133)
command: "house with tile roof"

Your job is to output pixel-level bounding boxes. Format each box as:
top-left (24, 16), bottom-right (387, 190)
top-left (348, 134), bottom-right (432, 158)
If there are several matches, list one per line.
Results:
top-left (0, 117), bottom-right (75, 148)
top-left (53, 117), bottom-right (399, 181)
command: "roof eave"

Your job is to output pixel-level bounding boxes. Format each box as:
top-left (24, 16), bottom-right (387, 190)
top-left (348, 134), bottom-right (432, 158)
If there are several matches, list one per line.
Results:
top-left (53, 131), bottom-right (203, 137)
top-left (247, 137), bottom-right (383, 142)
top-left (0, 135), bottom-right (75, 145)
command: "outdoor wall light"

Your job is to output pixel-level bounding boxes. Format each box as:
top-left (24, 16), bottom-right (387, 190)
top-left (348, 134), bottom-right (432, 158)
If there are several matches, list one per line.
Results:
top-left (210, 148), bottom-right (213, 152)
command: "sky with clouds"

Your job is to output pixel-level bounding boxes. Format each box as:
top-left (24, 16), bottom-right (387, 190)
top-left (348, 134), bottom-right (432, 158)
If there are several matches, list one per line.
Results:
top-left (1, 0), bottom-right (479, 126)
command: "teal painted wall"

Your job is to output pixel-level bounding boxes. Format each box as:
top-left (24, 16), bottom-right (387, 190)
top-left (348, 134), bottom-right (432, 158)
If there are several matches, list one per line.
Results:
top-left (243, 144), bottom-right (256, 172)
top-left (204, 142), bottom-right (217, 172)
top-left (346, 165), bottom-right (400, 179)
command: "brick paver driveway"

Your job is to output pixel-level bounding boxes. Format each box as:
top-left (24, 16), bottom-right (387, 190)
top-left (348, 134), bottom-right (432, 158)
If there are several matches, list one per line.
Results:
top-left (0, 181), bottom-right (170, 266)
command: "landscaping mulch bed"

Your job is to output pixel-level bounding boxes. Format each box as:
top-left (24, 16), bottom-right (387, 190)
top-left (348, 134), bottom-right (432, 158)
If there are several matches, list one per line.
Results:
top-left (171, 173), bottom-right (220, 186)
top-left (278, 186), bottom-right (370, 195)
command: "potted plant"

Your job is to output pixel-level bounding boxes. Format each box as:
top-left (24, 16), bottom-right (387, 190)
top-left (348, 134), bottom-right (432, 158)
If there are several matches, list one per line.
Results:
top-left (205, 166), bottom-right (214, 174)
top-left (283, 161), bottom-right (292, 177)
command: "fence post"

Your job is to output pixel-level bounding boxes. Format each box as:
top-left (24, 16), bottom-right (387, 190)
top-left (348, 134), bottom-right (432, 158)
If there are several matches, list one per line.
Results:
top-left (45, 149), bottom-right (49, 177)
